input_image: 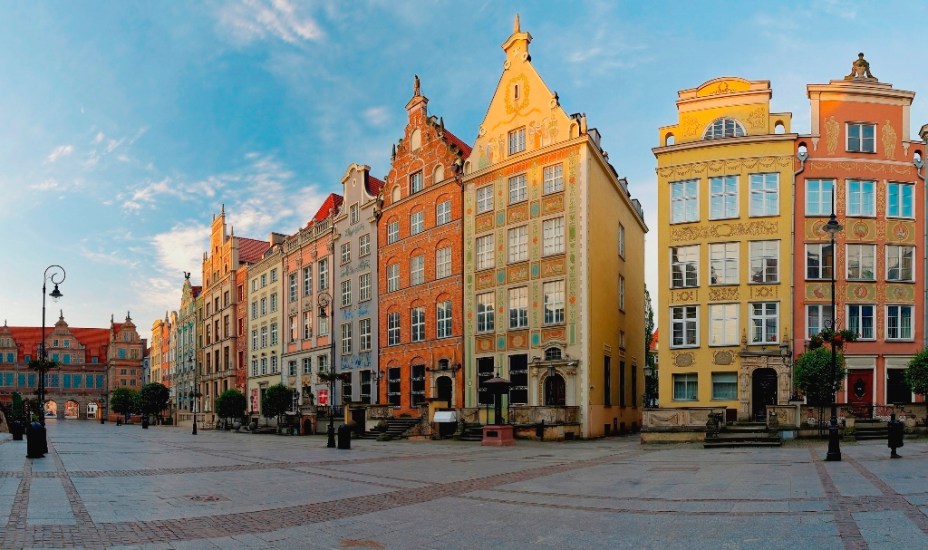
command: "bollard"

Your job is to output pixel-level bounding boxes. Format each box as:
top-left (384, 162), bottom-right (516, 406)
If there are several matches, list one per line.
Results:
top-left (337, 423), bottom-right (351, 450)
top-left (26, 421), bottom-right (45, 459)
top-left (11, 420), bottom-right (24, 441)
top-left (887, 413), bottom-right (904, 458)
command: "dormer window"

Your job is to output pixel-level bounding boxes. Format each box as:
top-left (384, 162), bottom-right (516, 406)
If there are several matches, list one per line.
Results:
top-left (544, 347), bottom-right (562, 361)
top-left (703, 118), bottom-right (745, 140)
top-left (847, 123), bottom-right (876, 153)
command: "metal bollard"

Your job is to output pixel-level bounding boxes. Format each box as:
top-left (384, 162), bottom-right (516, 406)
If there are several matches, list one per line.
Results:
top-left (887, 413), bottom-right (904, 458)
top-left (337, 423), bottom-right (351, 450)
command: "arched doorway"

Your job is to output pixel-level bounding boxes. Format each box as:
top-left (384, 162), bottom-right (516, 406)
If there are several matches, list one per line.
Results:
top-left (87, 402), bottom-right (99, 419)
top-left (544, 374), bottom-right (566, 406)
top-left (752, 368), bottom-right (778, 421)
top-left (435, 376), bottom-right (452, 405)
top-left (44, 400), bottom-right (58, 419)
top-left (65, 400), bottom-right (79, 419)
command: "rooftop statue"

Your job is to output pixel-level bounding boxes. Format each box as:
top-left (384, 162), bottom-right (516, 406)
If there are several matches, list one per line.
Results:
top-left (845, 52), bottom-right (877, 81)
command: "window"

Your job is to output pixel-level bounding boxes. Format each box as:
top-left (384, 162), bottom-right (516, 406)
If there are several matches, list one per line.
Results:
top-left (604, 356), bottom-right (612, 406)
top-left (318, 315), bottom-right (328, 337)
top-left (709, 175), bottom-right (738, 219)
top-left (437, 301), bottom-right (452, 338)
top-left (673, 374), bottom-right (698, 401)
top-left (303, 266), bottom-right (312, 296)
top-left (411, 307), bottom-right (425, 342)
top-left (476, 235), bottom-right (494, 270)
top-left (847, 180), bottom-right (876, 216)
top-left (704, 117), bottom-right (745, 140)
top-left (543, 164), bottom-right (563, 194)
top-left (619, 276), bottom-right (625, 311)
top-left (709, 242), bottom-right (738, 285)
top-left (618, 224), bottom-right (625, 258)
top-left (750, 302), bottom-right (779, 344)
top-left (887, 245), bottom-right (915, 281)
top-left (303, 311), bottom-right (311, 339)
top-left (749, 173), bottom-right (778, 216)
top-left (289, 316), bottom-right (296, 342)
top-left (806, 179), bottom-right (835, 216)
top-left (250, 302), bottom-right (257, 320)
top-left (388, 312), bottom-right (401, 345)
top-left (805, 243), bottom-right (834, 280)
top-left (477, 293), bottom-right (495, 332)
top-left (302, 357), bottom-right (311, 374)
top-left (341, 323), bottom-right (352, 354)
top-left (410, 211), bottom-right (424, 235)
top-left (289, 273), bottom-right (297, 302)
top-left (806, 304), bottom-right (833, 338)
top-left (270, 323), bottom-right (278, 345)
top-left (270, 294), bottom-right (277, 312)
top-left (410, 171), bottom-right (423, 194)
top-left (846, 244), bottom-right (876, 280)
top-left (270, 269), bottom-right (277, 283)
top-left (670, 245), bottom-right (699, 288)
top-left (847, 122), bottom-right (876, 153)
top-left (411, 364), bottom-right (426, 406)
top-left (749, 241), bottom-right (779, 283)
top-left (847, 304), bottom-right (875, 340)
top-left (260, 297), bottom-right (267, 316)
top-left (359, 318), bottom-right (371, 351)
top-left (387, 264), bottom-right (399, 292)
top-left (477, 357), bottom-right (495, 405)
top-left (261, 273), bottom-right (267, 288)
top-left (318, 259), bottom-right (328, 290)
top-left (341, 243), bottom-right (351, 264)
top-left (671, 306), bottom-right (698, 347)
top-left (340, 280), bottom-right (351, 307)
top-left (359, 234), bottom-right (371, 256)
top-left (887, 182), bottom-right (914, 218)
top-left (508, 127), bottom-right (526, 155)
top-left (436, 247), bottom-right (452, 279)
top-left (508, 226), bottom-right (528, 263)
top-left (359, 273), bottom-right (372, 301)
top-left (509, 354), bottom-right (528, 405)
top-left (887, 305), bottom-right (914, 340)
top-left (350, 203), bottom-right (360, 224)
top-left (317, 354), bottom-right (328, 373)
top-left (360, 370), bottom-right (372, 403)
top-left (436, 200), bottom-right (452, 225)
top-left (251, 329), bottom-right (257, 349)
top-left (271, 356), bottom-right (278, 374)
top-left (670, 180), bottom-right (698, 223)
top-left (543, 281), bottom-right (565, 325)
top-left (509, 287), bottom-right (528, 329)
top-left (542, 217), bottom-right (564, 256)
top-left (708, 304), bottom-right (738, 346)
top-left (508, 174), bottom-right (527, 204)
top-left (387, 221), bottom-right (399, 244)
top-left (260, 326), bottom-right (268, 348)
top-left (388, 367), bottom-right (401, 406)
top-left (251, 360), bottom-right (257, 377)
top-left (712, 373), bottom-right (738, 400)
top-left (289, 360), bottom-right (297, 376)
top-left (410, 255), bottom-right (425, 286)
top-left (476, 186), bottom-right (494, 213)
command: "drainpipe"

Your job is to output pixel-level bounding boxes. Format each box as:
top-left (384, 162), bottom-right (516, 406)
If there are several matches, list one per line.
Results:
top-left (793, 148), bottom-right (808, 365)
top-left (914, 130), bottom-right (927, 347)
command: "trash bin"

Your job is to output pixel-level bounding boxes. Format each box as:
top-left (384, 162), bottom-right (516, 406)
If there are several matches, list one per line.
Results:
top-left (11, 420), bottom-right (24, 441)
top-left (142, 417), bottom-right (149, 429)
top-left (337, 423), bottom-right (351, 450)
top-left (888, 413), bottom-right (904, 458)
top-left (26, 421), bottom-right (45, 459)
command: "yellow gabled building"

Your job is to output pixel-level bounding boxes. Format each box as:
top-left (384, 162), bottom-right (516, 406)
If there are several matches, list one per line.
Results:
top-left (652, 78), bottom-right (797, 427)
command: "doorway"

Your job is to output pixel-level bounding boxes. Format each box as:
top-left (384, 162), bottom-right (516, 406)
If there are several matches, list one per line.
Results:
top-left (436, 376), bottom-right (452, 405)
top-left (544, 374), bottom-right (566, 406)
top-left (751, 368), bottom-right (777, 422)
top-left (847, 370), bottom-right (874, 418)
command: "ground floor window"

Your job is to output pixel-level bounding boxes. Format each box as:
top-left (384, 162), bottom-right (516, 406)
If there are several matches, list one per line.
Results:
top-left (360, 370), bottom-right (372, 403)
top-left (712, 372), bottom-right (738, 400)
top-left (673, 373), bottom-right (698, 401)
top-left (477, 357), bottom-right (494, 405)
top-left (388, 367), bottom-right (401, 407)
top-left (887, 368), bottom-right (911, 403)
top-left (411, 364), bottom-right (426, 406)
top-left (509, 354), bottom-right (528, 404)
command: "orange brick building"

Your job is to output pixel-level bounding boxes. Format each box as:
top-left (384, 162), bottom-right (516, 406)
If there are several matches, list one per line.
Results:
top-left (378, 77), bottom-right (471, 415)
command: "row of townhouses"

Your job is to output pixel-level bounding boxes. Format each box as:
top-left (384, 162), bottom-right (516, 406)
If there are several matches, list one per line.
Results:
top-left (150, 19), bottom-right (649, 440)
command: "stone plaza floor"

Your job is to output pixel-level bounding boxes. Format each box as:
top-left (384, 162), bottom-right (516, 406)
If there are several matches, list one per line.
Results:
top-left (0, 421), bottom-right (926, 549)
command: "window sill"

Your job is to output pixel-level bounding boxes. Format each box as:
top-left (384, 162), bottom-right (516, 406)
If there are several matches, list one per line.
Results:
top-left (748, 281), bottom-right (780, 285)
top-left (669, 345), bottom-right (699, 350)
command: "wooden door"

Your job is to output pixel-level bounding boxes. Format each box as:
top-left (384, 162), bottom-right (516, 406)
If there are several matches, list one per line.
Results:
top-left (846, 370), bottom-right (873, 418)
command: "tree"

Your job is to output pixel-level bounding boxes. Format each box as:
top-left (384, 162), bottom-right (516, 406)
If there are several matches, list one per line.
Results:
top-left (904, 348), bottom-right (928, 398)
top-left (794, 346), bottom-right (846, 406)
top-left (643, 285), bottom-right (657, 406)
top-left (110, 388), bottom-right (139, 422)
top-left (215, 389), bottom-right (247, 427)
top-left (138, 383), bottom-right (170, 421)
top-left (261, 384), bottom-right (292, 426)
top-left (11, 391), bottom-right (24, 420)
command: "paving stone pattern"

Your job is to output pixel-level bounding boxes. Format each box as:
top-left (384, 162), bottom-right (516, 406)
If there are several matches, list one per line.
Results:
top-left (1, 422), bottom-right (927, 549)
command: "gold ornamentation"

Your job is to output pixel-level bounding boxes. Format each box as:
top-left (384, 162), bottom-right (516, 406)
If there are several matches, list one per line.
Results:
top-left (825, 116), bottom-right (840, 155)
top-left (508, 203), bottom-right (530, 224)
top-left (476, 335), bottom-right (495, 353)
top-left (681, 115), bottom-right (700, 137)
top-left (541, 193), bottom-right (564, 214)
top-left (508, 264), bottom-right (530, 283)
top-left (882, 120), bottom-right (897, 159)
top-left (709, 287), bottom-right (739, 301)
top-left (540, 258), bottom-right (565, 278)
top-left (747, 107), bottom-right (766, 129)
top-left (673, 352), bottom-right (694, 367)
top-left (713, 350), bottom-right (733, 365)
top-left (508, 331), bottom-right (529, 350)
top-left (670, 289), bottom-right (698, 303)
top-left (750, 286), bottom-right (778, 299)
top-left (670, 220), bottom-right (778, 243)
top-left (475, 212), bottom-right (495, 233)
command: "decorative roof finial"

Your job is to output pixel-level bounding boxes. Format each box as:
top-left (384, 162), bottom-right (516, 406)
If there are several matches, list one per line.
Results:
top-left (413, 74), bottom-right (421, 97)
top-left (845, 52), bottom-right (877, 81)
top-left (514, 13), bottom-right (520, 34)
top-left (59, 310), bottom-right (64, 321)
top-left (126, 311), bottom-right (132, 321)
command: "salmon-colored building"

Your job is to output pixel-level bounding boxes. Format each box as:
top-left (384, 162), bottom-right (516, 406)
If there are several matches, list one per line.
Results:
top-left (793, 57), bottom-right (925, 415)
top-left (377, 77), bottom-right (471, 416)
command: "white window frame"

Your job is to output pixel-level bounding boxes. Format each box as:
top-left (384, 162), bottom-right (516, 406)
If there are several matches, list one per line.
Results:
top-left (708, 303), bottom-right (738, 346)
top-left (618, 224), bottom-right (625, 258)
top-left (806, 304), bottom-right (833, 338)
top-left (846, 243), bottom-right (876, 281)
top-left (709, 242), bottom-right (738, 285)
top-left (670, 306), bottom-right (698, 348)
top-left (477, 293), bottom-right (495, 333)
top-left (846, 180), bottom-right (876, 217)
top-left (509, 287), bottom-right (528, 329)
top-left (670, 245), bottom-right (699, 288)
top-left (670, 180), bottom-right (698, 223)
top-left (387, 264), bottom-right (399, 292)
top-left (341, 323), bottom-right (352, 354)
top-left (508, 174), bottom-right (527, 204)
top-left (411, 307), bottom-right (425, 342)
top-left (436, 247), bottom-right (451, 279)
top-left (340, 280), bottom-right (351, 307)
top-left (341, 243), bottom-right (351, 264)
top-left (410, 171), bottom-right (424, 194)
top-left (436, 200), bottom-right (452, 225)
top-left (749, 173), bottom-right (779, 217)
top-left (318, 259), bottom-right (329, 290)
top-left (887, 182), bottom-right (915, 218)
top-left (543, 217), bottom-right (564, 256)
top-left (749, 240), bottom-right (779, 284)
top-left (508, 127), bottom-right (526, 155)
top-left (886, 305), bottom-right (914, 341)
top-left (410, 211), bottom-right (425, 235)
top-left (750, 302), bottom-right (779, 344)
top-left (847, 304), bottom-right (875, 341)
top-left (476, 186), bottom-right (494, 213)
top-left (359, 318), bottom-right (372, 351)
top-left (543, 164), bottom-right (563, 194)
top-left (543, 280), bottom-right (565, 325)
top-left (709, 175), bottom-right (738, 220)
top-left (673, 373), bottom-right (698, 401)
top-left (476, 235), bottom-right (494, 271)
top-left (886, 245), bottom-right (915, 282)
top-left (387, 312), bottom-right (401, 345)
top-left (410, 255), bottom-right (425, 286)
top-left (847, 122), bottom-right (876, 153)
top-left (359, 234), bottom-right (371, 257)
top-left (350, 203), bottom-right (360, 224)
top-left (805, 179), bottom-right (834, 216)
top-left (359, 272), bottom-right (372, 302)
top-left (805, 243), bottom-right (834, 281)
top-left (303, 266), bottom-right (312, 296)
top-left (437, 301), bottom-right (452, 339)
top-left (387, 221), bottom-right (399, 244)
top-left (508, 226), bottom-right (528, 263)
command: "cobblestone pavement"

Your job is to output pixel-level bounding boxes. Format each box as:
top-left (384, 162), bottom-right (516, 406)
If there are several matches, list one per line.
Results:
top-left (1, 422), bottom-right (927, 549)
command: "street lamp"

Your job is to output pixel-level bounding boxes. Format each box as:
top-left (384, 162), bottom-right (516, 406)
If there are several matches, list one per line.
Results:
top-left (643, 364), bottom-right (654, 409)
top-left (317, 291), bottom-right (336, 448)
top-left (822, 207), bottom-right (843, 462)
top-left (29, 264), bottom-right (66, 459)
top-left (189, 351), bottom-right (199, 435)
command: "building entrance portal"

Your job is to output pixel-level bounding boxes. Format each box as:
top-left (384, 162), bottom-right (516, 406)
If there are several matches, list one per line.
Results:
top-left (65, 400), bottom-right (79, 418)
top-left (44, 400), bottom-right (58, 419)
top-left (544, 374), bottom-right (566, 406)
top-left (751, 368), bottom-right (777, 422)
top-left (436, 376), bottom-right (452, 405)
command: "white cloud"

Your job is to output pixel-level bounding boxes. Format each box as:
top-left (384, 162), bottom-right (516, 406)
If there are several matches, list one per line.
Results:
top-left (151, 223), bottom-right (210, 274)
top-left (363, 106), bottom-right (389, 127)
top-left (31, 178), bottom-right (61, 191)
top-left (94, 132), bottom-right (105, 144)
top-left (46, 145), bottom-right (73, 163)
top-left (79, 246), bottom-right (139, 268)
top-left (219, 0), bottom-right (325, 45)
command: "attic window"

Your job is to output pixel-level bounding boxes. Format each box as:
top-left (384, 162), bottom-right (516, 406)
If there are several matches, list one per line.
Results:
top-left (704, 118), bottom-right (745, 140)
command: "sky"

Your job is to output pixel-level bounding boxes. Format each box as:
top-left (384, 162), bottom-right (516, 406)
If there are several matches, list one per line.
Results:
top-left (3, 0), bottom-right (928, 342)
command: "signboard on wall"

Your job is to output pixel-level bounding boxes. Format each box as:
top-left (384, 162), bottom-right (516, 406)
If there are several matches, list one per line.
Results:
top-left (318, 388), bottom-right (329, 406)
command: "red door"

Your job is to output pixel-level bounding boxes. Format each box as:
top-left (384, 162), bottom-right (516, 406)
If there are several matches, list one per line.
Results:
top-left (846, 370), bottom-right (873, 418)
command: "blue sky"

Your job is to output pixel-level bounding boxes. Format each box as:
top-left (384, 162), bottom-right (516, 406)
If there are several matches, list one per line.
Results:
top-left (3, 1), bottom-right (928, 339)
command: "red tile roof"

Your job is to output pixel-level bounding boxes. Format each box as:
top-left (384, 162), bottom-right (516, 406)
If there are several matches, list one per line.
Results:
top-left (367, 175), bottom-right (385, 196)
top-left (649, 328), bottom-right (659, 351)
top-left (5, 326), bottom-right (111, 361)
top-left (444, 129), bottom-right (472, 158)
top-left (310, 193), bottom-right (344, 225)
top-left (237, 237), bottom-right (271, 264)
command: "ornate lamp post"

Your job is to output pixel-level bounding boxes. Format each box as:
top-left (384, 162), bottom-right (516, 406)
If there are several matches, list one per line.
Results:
top-left (29, 264), bottom-right (66, 459)
top-left (189, 351), bottom-right (200, 435)
top-left (317, 291), bottom-right (336, 448)
top-left (643, 364), bottom-right (654, 409)
top-left (822, 209), bottom-right (843, 462)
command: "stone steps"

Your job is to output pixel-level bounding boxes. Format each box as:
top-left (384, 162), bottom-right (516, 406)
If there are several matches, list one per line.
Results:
top-left (855, 421), bottom-right (888, 441)
top-left (704, 422), bottom-right (781, 448)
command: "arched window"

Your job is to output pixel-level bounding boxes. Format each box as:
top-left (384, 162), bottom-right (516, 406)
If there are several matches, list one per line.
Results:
top-left (703, 118), bottom-right (745, 140)
top-left (544, 347), bottom-right (562, 360)
top-left (544, 374), bottom-right (566, 406)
